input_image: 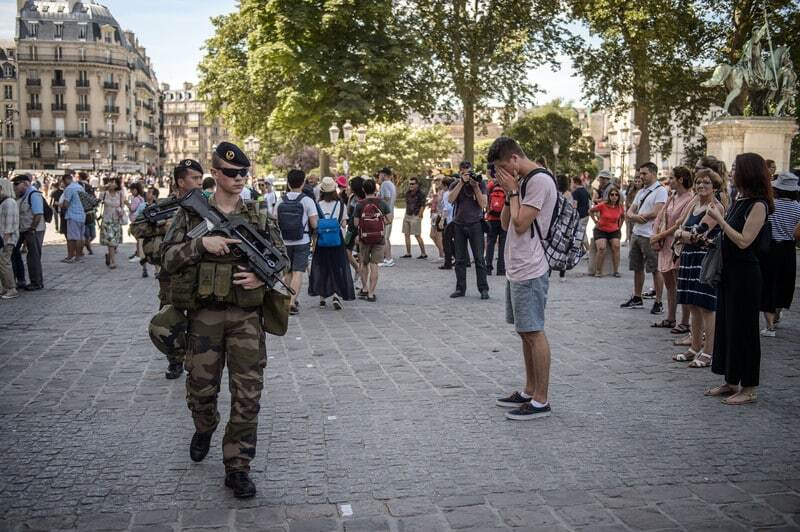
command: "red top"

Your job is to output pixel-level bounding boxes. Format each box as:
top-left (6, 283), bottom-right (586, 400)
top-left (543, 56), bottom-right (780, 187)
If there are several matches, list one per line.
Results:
top-left (590, 202), bottom-right (624, 232)
top-left (485, 180), bottom-right (505, 222)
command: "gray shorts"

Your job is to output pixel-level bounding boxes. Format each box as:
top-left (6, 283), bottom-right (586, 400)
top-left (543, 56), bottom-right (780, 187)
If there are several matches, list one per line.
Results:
top-left (629, 234), bottom-right (658, 273)
top-left (505, 274), bottom-right (549, 333)
top-left (66, 219), bottom-right (85, 241)
top-left (286, 243), bottom-right (311, 272)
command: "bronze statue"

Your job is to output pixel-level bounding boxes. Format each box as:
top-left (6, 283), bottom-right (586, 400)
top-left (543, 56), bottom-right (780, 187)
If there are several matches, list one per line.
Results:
top-left (702, 22), bottom-right (796, 117)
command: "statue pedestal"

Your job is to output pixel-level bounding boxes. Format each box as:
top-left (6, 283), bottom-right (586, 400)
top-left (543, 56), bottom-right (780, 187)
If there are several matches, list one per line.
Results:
top-left (703, 117), bottom-right (798, 172)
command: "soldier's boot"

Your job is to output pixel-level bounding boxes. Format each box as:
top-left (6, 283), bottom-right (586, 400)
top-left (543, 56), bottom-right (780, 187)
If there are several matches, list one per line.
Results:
top-left (225, 471), bottom-right (256, 499)
top-left (165, 362), bottom-right (184, 380)
top-left (190, 430), bottom-right (213, 462)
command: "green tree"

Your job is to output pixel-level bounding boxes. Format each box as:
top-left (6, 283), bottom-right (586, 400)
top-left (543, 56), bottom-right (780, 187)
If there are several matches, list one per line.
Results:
top-left (330, 122), bottom-right (457, 188)
top-left (505, 108), bottom-right (596, 176)
top-left (566, 0), bottom-right (719, 165)
top-left (198, 0), bottom-right (435, 172)
top-left (411, 0), bottom-right (563, 164)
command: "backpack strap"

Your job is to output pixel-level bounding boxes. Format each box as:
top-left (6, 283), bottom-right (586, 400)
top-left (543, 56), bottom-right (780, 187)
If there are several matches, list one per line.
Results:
top-left (520, 168), bottom-right (555, 240)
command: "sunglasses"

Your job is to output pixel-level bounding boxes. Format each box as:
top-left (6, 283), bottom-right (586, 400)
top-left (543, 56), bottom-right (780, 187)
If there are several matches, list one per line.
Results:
top-left (214, 167), bottom-right (249, 178)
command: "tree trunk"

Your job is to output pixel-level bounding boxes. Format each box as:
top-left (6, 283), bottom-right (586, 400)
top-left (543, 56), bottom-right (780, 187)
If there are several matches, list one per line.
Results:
top-left (462, 96), bottom-right (475, 164)
top-left (319, 150), bottom-right (330, 177)
top-left (633, 102), bottom-right (650, 168)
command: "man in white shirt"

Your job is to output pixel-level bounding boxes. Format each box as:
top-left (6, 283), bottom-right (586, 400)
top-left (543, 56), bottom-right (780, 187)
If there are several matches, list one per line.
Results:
top-left (378, 167), bottom-right (397, 266)
top-left (621, 162), bottom-right (667, 313)
top-left (276, 169), bottom-right (318, 315)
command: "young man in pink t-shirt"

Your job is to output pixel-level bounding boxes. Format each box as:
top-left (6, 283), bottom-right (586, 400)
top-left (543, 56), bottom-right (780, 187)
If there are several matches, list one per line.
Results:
top-left (488, 137), bottom-right (557, 420)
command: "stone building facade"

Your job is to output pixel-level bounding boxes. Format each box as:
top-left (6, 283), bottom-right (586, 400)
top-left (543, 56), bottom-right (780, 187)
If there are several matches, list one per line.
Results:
top-left (0, 40), bottom-right (20, 174)
top-left (161, 82), bottom-right (229, 173)
top-left (15, 0), bottom-right (161, 173)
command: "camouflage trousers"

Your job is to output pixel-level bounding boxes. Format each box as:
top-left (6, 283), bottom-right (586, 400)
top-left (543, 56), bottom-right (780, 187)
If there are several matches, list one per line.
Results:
top-left (148, 303), bottom-right (187, 365)
top-left (185, 305), bottom-right (266, 473)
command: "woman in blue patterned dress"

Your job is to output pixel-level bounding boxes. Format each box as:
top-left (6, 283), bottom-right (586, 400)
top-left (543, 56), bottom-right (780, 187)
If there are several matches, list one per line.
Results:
top-left (672, 169), bottom-right (724, 368)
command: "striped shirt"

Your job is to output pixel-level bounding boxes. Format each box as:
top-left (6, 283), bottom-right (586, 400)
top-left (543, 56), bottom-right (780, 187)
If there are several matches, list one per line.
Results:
top-left (770, 199), bottom-right (800, 241)
top-left (0, 197), bottom-right (20, 247)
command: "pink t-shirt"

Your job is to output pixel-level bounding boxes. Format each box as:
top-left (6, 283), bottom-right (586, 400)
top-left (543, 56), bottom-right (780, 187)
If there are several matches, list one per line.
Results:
top-left (505, 170), bottom-right (557, 282)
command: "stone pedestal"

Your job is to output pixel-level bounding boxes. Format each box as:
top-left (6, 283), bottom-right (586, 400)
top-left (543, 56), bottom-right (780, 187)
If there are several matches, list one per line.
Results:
top-left (587, 237), bottom-right (617, 276)
top-left (702, 117), bottom-right (798, 173)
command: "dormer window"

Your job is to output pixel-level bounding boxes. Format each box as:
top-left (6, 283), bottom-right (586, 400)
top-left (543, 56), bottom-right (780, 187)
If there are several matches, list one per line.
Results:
top-left (78, 24), bottom-right (87, 40)
top-left (28, 22), bottom-right (38, 39)
top-left (54, 24), bottom-right (63, 40)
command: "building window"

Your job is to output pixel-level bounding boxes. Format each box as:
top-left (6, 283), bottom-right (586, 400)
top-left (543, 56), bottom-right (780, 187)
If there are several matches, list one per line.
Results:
top-left (78, 94), bottom-right (88, 106)
top-left (105, 95), bottom-right (115, 107)
top-left (3, 86), bottom-right (11, 100)
top-left (32, 141), bottom-right (41, 158)
top-left (2, 64), bottom-right (13, 78)
top-left (80, 141), bottom-right (88, 157)
top-left (29, 45), bottom-right (38, 60)
top-left (54, 23), bottom-right (63, 40)
top-left (104, 31), bottom-right (112, 43)
top-left (78, 24), bottom-right (87, 40)
top-left (28, 22), bottom-right (38, 39)
top-left (106, 118), bottom-right (113, 132)
top-left (79, 48), bottom-right (86, 61)
top-left (29, 93), bottom-right (39, 105)
top-left (55, 94), bottom-right (64, 106)
top-left (55, 47), bottom-right (63, 61)
top-left (105, 50), bottom-right (112, 64)
top-left (79, 70), bottom-right (88, 82)
top-left (79, 118), bottom-right (89, 135)
top-left (5, 123), bottom-right (13, 138)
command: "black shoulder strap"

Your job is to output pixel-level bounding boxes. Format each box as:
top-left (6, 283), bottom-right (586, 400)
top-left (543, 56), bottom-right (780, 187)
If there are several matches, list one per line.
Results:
top-left (520, 168), bottom-right (554, 240)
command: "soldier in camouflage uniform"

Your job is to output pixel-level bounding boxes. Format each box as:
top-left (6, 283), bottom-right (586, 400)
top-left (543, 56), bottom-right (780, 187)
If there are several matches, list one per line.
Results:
top-left (134, 160), bottom-right (203, 379)
top-left (161, 142), bottom-right (276, 498)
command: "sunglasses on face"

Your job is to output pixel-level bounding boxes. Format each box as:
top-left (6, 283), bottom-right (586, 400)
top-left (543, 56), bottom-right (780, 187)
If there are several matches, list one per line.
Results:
top-left (215, 167), bottom-right (249, 178)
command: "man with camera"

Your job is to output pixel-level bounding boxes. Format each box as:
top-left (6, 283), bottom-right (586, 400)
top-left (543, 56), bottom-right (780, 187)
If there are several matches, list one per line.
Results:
top-left (446, 161), bottom-right (489, 299)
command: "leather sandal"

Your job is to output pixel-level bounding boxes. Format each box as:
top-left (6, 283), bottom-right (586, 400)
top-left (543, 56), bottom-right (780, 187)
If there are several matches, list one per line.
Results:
top-left (705, 384), bottom-right (737, 397)
top-left (671, 323), bottom-right (690, 334)
top-left (688, 352), bottom-right (712, 368)
top-left (672, 348), bottom-right (697, 362)
top-left (722, 391), bottom-right (757, 405)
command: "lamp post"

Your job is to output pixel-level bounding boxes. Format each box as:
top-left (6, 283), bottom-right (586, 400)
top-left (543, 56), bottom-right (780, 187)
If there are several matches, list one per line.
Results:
top-left (609, 142), bottom-right (619, 179)
top-left (552, 141), bottom-right (560, 175)
top-left (58, 138), bottom-right (69, 170)
top-left (244, 135), bottom-right (260, 178)
top-left (329, 120), bottom-right (366, 177)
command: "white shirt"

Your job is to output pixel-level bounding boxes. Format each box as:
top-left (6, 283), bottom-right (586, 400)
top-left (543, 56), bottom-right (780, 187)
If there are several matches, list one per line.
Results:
top-left (239, 187), bottom-right (252, 201)
top-left (319, 200), bottom-right (344, 227)
top-left (632, 181), bottom-right (668, 238)
top-left (263, 190), bottom-right (277, 218)
top-left (276, 191), bottom-right (318, 246)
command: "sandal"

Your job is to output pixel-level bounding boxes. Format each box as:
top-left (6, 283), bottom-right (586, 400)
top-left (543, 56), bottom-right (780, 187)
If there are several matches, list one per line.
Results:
top-left (722, 391), bottom-right (757, 405)
top-left (652, 319), bottom-right (676, 328)
top-left (673, 334), bottom-right (692, 346)
top-left (688, 352), bottom-right (712, 368)
top-left (671, 323), bottom-right (690, 334)
top-left (705, 384), bottom-right (737, 397)
top-left (672, 348), bottom-right (697, 362)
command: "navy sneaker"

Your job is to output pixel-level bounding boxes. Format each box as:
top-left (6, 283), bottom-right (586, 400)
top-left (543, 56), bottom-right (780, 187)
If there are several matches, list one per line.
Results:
top-left (506, 402), bottom-right (552, 420)
top-left (620, 296), bottom-right (644, 309)
top-left (496, 391), bottom-right (531, 408)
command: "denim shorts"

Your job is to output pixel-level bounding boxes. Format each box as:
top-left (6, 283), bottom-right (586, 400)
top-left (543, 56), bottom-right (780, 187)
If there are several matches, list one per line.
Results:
top-left (505, 274), bottom-right (549, 333)
top-left (286, 243), bottom-right (311, 272)
top-left (66, 219), bottom-right (85, 241)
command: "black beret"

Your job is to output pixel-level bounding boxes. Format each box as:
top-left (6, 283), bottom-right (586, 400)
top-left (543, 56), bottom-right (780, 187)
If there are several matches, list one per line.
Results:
top-left (174, 159), bottom-right (204, 179)
top-left (215, 141), bottom-right (250, 167)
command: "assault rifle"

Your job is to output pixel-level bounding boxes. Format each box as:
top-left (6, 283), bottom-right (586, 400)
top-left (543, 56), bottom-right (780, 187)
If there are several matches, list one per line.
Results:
top-left (133, 196), bottom-right (181, 225)
top-left (180, 189), bottom-right (295, 294)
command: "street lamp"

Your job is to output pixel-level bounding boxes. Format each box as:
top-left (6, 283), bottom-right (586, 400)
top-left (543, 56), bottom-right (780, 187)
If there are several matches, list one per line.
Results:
top-left (328, 122), bottom-right (340, 144)
top-left (356, 124), bottom-right (367, 145)
top-left (58, 138), bottom-right (69, 169)
top-left (329, 121), bottom-right (365, 177)
top-left (244, 135), bottom-right (260, 177)
top-left (552, 141), bottom-right (560, 175)
top-left (342, 120), bottom-right (353, 142)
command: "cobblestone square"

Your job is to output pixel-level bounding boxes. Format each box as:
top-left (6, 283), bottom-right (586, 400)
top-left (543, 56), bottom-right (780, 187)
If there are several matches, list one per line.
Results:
top-left (1, 243), bottom-right (799, 531)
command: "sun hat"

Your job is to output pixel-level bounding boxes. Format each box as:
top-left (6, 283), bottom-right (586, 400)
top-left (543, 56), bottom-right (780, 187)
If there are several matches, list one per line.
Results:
top-left (772, 171), bottom-right (799, 192)
top-left (320, 176), bottom-right (337, 193)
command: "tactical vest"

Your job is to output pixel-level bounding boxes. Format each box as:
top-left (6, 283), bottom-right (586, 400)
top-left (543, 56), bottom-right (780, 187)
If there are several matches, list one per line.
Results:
top-left (170, 201), bottom-right (282, 311)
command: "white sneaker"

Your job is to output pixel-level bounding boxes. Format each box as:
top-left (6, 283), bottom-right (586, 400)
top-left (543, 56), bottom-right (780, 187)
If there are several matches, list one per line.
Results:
top-left (760, 328), bottom-right (776, 337)
top-left (128, 256), bottom-right (140, 263)
top-left (1, 289), bottom-right (19, 299)
top-left (383, 258), bottom-right (395, 267)
top-left (434, 256), bottom-right (445, 263)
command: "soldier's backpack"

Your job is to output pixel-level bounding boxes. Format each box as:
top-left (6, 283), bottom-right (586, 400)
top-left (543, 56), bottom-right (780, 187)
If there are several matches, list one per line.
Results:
top-left (521, 168), bottom-right (586, 271)
top-left (277, 194), bottom-right (306, 241)
top-left (358, 199), bottom-right (385, 245)
top-left (316, 202), bottom-right (343, 247)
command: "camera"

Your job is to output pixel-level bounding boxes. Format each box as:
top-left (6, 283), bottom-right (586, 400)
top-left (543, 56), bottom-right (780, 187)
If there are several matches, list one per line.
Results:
top-left (462, 170), bottom-right (482, 183)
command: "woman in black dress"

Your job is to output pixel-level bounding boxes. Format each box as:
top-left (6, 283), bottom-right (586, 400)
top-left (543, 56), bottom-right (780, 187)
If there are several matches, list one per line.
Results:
top-left (705, 153), bottom-right (772, 405)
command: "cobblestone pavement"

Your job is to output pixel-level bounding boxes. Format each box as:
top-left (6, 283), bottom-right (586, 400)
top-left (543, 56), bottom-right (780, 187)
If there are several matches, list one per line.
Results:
top-left (1, 241), bottom-right (799, 532)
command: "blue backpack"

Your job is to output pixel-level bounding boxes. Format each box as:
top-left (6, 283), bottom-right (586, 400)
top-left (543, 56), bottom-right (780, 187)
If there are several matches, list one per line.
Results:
top-left (277, 194), bottom-right (306, 241)
top-left (317, 202), bottom-right (343, 247)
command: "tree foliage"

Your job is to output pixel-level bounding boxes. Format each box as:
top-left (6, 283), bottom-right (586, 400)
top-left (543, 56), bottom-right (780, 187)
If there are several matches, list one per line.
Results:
top-left (505, 109), bottom-right (596, 176)
top-left (198, 0), bottom-right (435, 151)
top-left (410, 0), bottom-right (563, 164)
top-left (329, 122), bottom-right (457, 185)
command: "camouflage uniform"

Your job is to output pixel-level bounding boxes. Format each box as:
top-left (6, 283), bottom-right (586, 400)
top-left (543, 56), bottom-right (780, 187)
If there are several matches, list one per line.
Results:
top-left (132, 195), bottom-right (187, 365)
top-left (161, 195), bottom-right (273, 473)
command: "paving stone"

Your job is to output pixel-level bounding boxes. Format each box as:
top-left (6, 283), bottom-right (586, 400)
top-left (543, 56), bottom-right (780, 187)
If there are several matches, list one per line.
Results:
top-left (75, 512), bottom-right (132, 531)
top-left (387, 498), bottom-right (438, 517)
top-left (131, 525), bottom-right (175, 532)
top-left (496, 506), bottom-right (560, 528)
top-left (287, 518), bottom-right (339, 532)
top-left (688, 482), bottom-right (751, 504)
top-left (134, 509), bottom-right (179, 525)
top-left (285, 505), bottom-right (337, 520)
top-left (20, 516), bottom-right (77, 530)
top-left (763, 493), bottom-right (800, 514)
top-left (611, 507), bottom-right (676, 530)
top-left (540, 489), bottom-right (596, 507)
top-left (554, 503), bottom-right (615, 527)
top-left (181, 509), bottom-right (231, 528)
top-left (342, 517), bottom-right (389, 531)
top-left (436, 495), bottom-right (486, 509)
top-left (734, 480), bottom-right (791, 494)
top-left (443, 506), bottom-right (497, 529)
top-left (235, 507), bottom-right (286, 526)
top-left (397, 515), bottom-right (449, 532)
top-left (721, 502), bottom-right (786, 527)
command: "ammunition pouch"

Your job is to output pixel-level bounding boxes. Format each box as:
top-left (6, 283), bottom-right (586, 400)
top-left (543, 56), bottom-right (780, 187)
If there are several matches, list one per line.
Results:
top-left (261, 289), bottom-right (290, 336)
top-left (170, 260), bottom-right (266, 311)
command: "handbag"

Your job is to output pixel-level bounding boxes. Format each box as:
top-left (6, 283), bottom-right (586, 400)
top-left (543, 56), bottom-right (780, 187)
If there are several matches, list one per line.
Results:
top-left (261, 289), bottom-right (291, 336)
top-left (651, 193), bottom-right (674, 252)
top-left (670, 237), bottom-right (684, 262)
top-left (700, 233), bottom-right (723, 287)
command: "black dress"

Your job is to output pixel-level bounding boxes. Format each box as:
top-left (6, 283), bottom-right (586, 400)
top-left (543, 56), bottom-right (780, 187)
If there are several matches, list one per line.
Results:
top-left (712, 198), bottom-right (766, 387)
top-left (308, 201), bottom-right (356, 301)
top-left (676, 210), bottom-right (721, 311)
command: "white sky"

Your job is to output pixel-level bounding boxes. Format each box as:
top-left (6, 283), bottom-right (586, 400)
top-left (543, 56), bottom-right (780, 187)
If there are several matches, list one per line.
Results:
top-left (1, 0), bottom-right (588, 105)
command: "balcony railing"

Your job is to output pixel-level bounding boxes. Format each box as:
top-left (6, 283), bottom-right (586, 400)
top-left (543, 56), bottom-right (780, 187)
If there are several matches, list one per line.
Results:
top-left (103, 81), bottom-right (119, 91)
top-left (27, 103), bottom-right (42, 111)
top-left (76, 104), bottom-right (90, 112)
top-left (24, 130), bottom-right (93, 139)
top-left (26, 78), bottom-right (41, 87)
top-left (51, 103), bottom-right (67, 112)
top-left (104, 105), bottom-right (120, 114)
top-left (76, 79), bottom-right (90, 88)
top-left (17, 52), bottom-right (134, 69)
top-left (51, 78), bottom-right (66, 87)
